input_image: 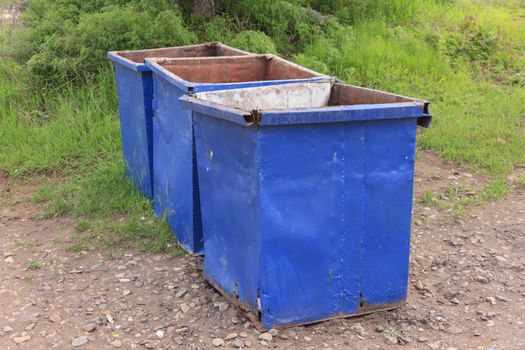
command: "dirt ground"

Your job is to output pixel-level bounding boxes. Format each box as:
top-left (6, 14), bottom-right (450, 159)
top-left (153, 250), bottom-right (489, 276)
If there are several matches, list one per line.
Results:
top-left (0, 150), bottom-right (524, 350)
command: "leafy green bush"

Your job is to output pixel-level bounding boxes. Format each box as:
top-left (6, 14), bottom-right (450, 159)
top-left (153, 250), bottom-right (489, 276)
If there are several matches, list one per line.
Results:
top-left (8, 1), bottom-right (196, 85)
top-left (233, 0), bottom-right (323, 54)
top-left (230, 30), bottom-right (277, 54)
top-left (442, 16), bottom-right (501, 65)
top-left (298, 0), bottom-right (426, 25)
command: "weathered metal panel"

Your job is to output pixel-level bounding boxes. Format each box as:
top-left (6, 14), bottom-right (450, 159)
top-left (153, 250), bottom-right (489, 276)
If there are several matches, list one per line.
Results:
top-left (112, 63), bottom-right (154, 198)
top-left (107, 42), bottom-right (252, 200)
top-left (360, 119), bottom-right (417, 305)
top-left (182, 81), bottom-right (431, 328)
top-left (257, 123), bottom-right (363, 326)
top-left (151, 75), bottom-right (203, 254)
top-left (193, 112), bottom-right (261, 310)
top-left (146, 55), bottom-right (328, 254)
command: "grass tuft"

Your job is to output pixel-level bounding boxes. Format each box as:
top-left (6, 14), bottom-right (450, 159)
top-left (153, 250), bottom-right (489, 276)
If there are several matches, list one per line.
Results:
top-left (27, 259), bottom-right (42, 270)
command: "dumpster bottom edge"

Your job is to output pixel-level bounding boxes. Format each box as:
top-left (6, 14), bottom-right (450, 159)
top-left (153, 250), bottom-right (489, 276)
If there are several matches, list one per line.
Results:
top-left (204, 275), bottom-right (406, 331)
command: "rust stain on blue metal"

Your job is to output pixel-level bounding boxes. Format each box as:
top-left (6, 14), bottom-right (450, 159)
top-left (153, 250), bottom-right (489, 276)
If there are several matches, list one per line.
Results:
top-left (107, 42), bottom-right (251, 200)
top-left (181, 81), bottom-right (431, 328)
top-left (144, 55), bottom-right (328, 255)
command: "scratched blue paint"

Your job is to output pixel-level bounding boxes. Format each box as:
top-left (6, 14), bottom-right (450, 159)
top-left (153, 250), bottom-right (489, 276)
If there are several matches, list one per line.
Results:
top-left (107, 43), bottom-right (251, 199)
top-left (144, 55), bottom-right (328, 254)
top-left (181, 81), bottom-right (431, 328)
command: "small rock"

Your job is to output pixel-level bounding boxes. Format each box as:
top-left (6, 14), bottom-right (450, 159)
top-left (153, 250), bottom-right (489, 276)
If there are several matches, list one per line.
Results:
top-left (144, 341), bottom-right (159, 349)
top-left (111, 340), bottom-right (122, 348)
top-left (473, 275), bottom-right (489, 284)
top-left (217, 302), bottom-right (229, 312)
top-left (71, 335), bottom-right (89, 347)
top-left (258, 333), bottom-right (273, 342)
top-left (224, 333), bottom-right (238, 341)
top-left (244, 340), bottom-right (252, 347)
top-left (122, 290), bottom-right (131, 296)
top-left (25, 323), bottom-right (36, 331)
top-left (446, 347), bottom-right (458, 350)
top-left (156, 329), bottom-right (165, 338)
top-left (3, 326), bottom-right (14, 333)
top-left (415, 280), bottom-right (425, 290)
top-left (174, 327), bottom-right (189, 334)
top-left (351, 323), bottom-right (366, 336)
top-left (486, 296), bottom-right (496, 305)
top-left (4, 257), bottom-right (14, 264)
top-left (49, 314), bottom-right (62, 323)
top-left (175, 289), bottom-right (188, 298)
top-left (180, 303), bottom-right (190, 313)
top-left (304, 336), bottom-right (312, 341)
top-left (494, 256), bottom-right (507, 263)
top-left (375, 325), bottom-right (384, 333)
top-left (496, 295), bottom-right (508, 302)
top-left (37, 283), bottom-right (52, 291)
top-left (486, 320), bottom-right (495, 327)
top-left (450, 297), bottom-right (459, 305)
top-left (239, 332), bottom-right (248, 338)
top-left (418, 336), bottom-right (429, 343)
top-left (268, 329), bottom-right (279, 336)
top-left (82, 323), bottom-right (96, 332)
top-left (14, 335), bottom-right (31, 344)
top-left (212, 338), bottom-right (225, 347)
top-left (428, 341), bottom-right (441, 349)
top-left (231, 339), bottom-right (244, 348)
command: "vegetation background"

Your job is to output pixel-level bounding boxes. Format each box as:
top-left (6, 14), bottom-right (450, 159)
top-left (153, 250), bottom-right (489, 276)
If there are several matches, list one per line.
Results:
top-left (0, 0), bottom-right (524, 253)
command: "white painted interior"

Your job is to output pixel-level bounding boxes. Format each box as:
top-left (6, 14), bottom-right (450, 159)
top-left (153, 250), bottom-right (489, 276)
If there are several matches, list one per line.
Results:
top-left (194, 81), bottom-right (333, 111)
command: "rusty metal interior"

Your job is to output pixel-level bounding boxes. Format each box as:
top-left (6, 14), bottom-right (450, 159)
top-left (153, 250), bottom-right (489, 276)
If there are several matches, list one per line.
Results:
top-left (159, 56), bottom-right (318, 84)
top-left (329, 83), bottom-right (415, 106)
top-left (118, 44), bottom-right (243, 64)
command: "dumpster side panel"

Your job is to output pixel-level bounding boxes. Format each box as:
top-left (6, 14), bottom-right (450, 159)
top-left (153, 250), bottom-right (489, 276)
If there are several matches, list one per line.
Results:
top-left (193, 112), bottom-right (261, 311)
top-left (113, 64), bottom-right (154, 199)
top-left (257, 124), bottom-right (362, 328)
top-left (152, 76), bottom-right (203, 254)
top-left (361, 118), bottom-right (418, 305)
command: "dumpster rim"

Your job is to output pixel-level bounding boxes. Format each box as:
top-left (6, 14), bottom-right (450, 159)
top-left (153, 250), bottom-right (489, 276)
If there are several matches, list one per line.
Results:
top-left (107, 42), bottom-right (252, 73)
top-left (144, 55), bottom-right (330, 93)
top-left (180, 93), bottom-right (431, 127)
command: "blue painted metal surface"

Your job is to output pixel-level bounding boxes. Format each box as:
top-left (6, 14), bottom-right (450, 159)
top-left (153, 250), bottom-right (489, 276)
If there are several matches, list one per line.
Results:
top-left (144, 55), bottom-right (328, 255)
top-left (181, 81), bottom-right (431, 328)
top-left (107, 42), bottom-right (251, 199)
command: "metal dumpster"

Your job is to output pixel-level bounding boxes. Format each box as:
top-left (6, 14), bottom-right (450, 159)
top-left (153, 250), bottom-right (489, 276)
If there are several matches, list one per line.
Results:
top-left (180, 81), bottom-right (431, 329)
top-left (144, 55), bottom-right (328, 254)
top-left (107, 42), bottom-right (250, 199)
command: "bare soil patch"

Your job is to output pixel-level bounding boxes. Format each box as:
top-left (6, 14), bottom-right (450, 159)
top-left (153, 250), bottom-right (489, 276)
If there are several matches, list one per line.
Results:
top-left (1, 151), bottom-right (524, 349)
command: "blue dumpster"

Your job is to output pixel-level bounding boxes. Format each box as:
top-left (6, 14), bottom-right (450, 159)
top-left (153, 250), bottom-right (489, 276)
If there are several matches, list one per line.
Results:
top-left (180, 81), bottom-right (431, 329)
top-left (144, 55), bottom-right (328, 254)
top-left (107, 43), bottom-right (250, 199)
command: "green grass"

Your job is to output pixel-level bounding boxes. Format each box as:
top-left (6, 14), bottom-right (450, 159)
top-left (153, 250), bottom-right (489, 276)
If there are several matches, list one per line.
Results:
top-left (74, 220), bottom-right (90, 232)
top-left (27, 259), bottom-right (41, 270)
top-left (419, 178), bottom-right (510, 218)
top-left (517, 176), bottom-right (525, 188)
top-left (14, 239), bottom-right (30, 247)
top-left (0, 63), bottom-right (119, 176)
top-left (32, 159), bottom-right (181, 256)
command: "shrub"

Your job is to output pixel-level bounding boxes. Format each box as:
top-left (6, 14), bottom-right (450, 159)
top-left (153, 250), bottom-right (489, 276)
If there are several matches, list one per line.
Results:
top-left (233, 0), bottom-right (323, 54)
top-left (7, 1), bottom-right (196, 86)
top-left (230, 30), bottom-right (277, 54)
